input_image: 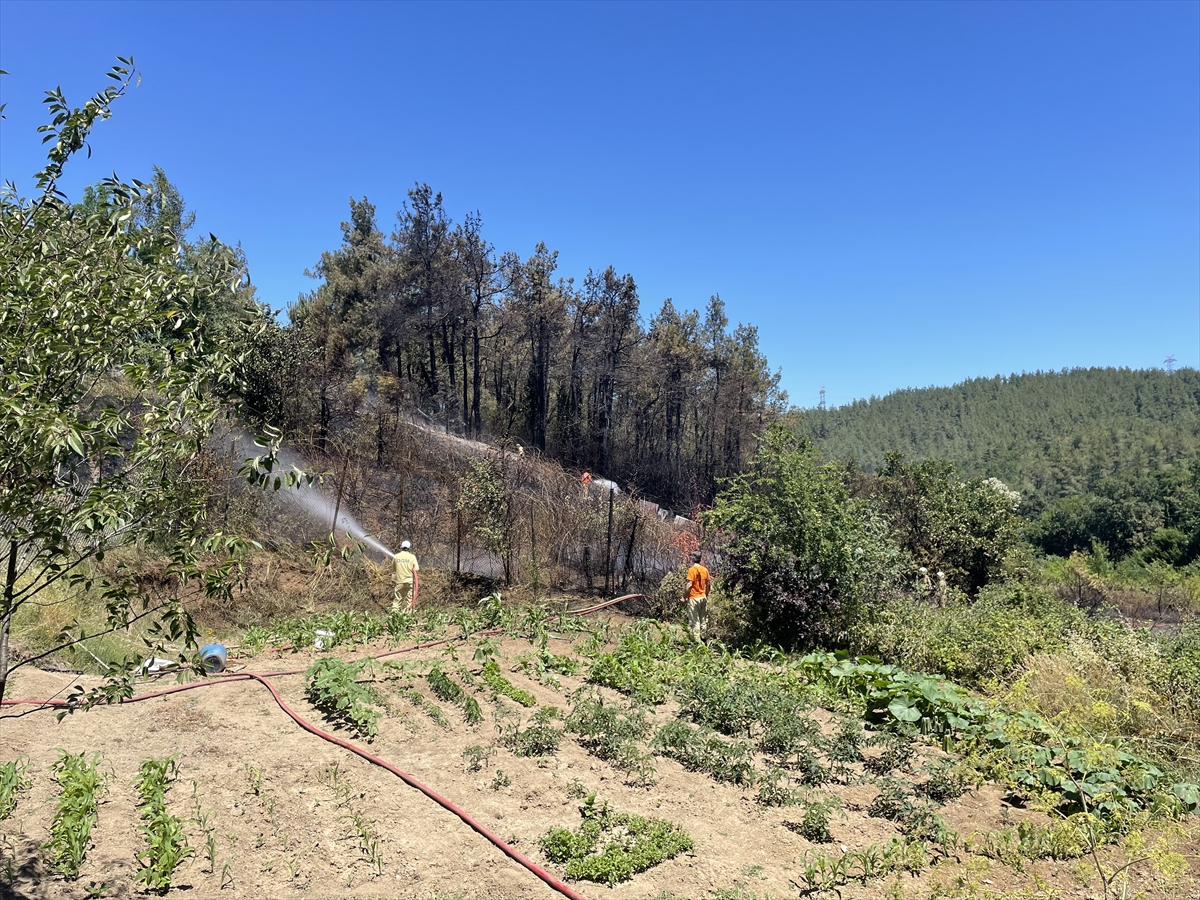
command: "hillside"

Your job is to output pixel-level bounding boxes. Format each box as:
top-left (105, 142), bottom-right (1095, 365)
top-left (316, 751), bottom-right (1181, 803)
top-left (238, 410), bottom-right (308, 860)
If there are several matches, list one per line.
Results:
top-left (801, 367), bottom-right (1200, 508)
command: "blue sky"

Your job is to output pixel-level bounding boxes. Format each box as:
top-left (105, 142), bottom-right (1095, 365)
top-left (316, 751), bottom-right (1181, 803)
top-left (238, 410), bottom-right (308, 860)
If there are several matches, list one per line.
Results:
top-left (2, 1), bottom-right (1196, 407)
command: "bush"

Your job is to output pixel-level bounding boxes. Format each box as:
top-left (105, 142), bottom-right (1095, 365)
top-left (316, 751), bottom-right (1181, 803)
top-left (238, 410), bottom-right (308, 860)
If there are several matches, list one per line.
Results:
top-left (1005, 622), bottom-right (1200, 783)
top-left (848, 581), bottom-right (1084, 686)
top-left (703, 426), bottom-right (906, 649)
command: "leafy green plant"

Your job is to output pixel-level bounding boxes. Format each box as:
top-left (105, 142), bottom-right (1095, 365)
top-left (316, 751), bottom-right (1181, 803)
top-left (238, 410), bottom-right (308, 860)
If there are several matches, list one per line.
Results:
top-left (500, 707), bottom-right (563, 757)
top-left (785, 795), bottom-right (843, 843)
top-left (567, 690), bottom-right (651, 764)
top-left (917, 757), bottom-right (976, 802)
top-left (396, 685), bottom-right (448, 727)
top-left (428, 665), bottom-right (483, 725)
top-left (490, 770), bottom-right (511, 790)
top-left (867, 778), bottom-right (919, 822)
top-left (798, 650), bottom-right (1200, 820)
top-left (462, 744), bottom-right (496, 772)
top-left (481, 659), bottom-right (537, 707)
top-left (134, 756), bottom-right (192, 892)
top-left (540, 794), bottom-right (694, 885)
top-left (654, 719), bottom-right (757, 787)
top-left (863, 730), bottom-right (915, 775)
top-left (755, 768), bottom-right (804, 807)
top-left (305, 657), bottom-right (386, 739)
top-left (0, 758), bottom-right (31, 820)
top-left (44, 751), bottom-right (108, 878)
top-left (518, 646), bottom-right (580, 678)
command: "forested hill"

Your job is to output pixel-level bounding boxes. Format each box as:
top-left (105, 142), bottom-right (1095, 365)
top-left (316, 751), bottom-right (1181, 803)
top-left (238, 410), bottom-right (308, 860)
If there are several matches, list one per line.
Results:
top-left (801, 367), bottom-right (1200, 509)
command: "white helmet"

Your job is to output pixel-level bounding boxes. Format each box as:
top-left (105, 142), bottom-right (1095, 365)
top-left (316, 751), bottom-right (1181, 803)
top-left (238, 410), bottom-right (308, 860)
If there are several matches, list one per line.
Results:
top-left (401, 540), bottom-right (411, 550)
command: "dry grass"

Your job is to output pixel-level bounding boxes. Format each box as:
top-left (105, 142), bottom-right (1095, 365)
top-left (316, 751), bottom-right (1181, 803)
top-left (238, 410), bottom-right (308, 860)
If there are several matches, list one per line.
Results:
top-left (1005, 634), bottom-right (1200, 782)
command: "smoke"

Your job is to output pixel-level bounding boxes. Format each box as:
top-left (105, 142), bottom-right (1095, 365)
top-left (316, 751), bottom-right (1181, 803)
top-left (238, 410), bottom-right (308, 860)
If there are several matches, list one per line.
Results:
top-left (231, 433), bottom-right (394, 559)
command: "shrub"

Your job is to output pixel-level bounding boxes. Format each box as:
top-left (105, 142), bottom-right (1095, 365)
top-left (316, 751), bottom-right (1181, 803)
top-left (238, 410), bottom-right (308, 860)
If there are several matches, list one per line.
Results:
top-left (848, 581), bottom-right (1083, 686)
top-left (702, 426), bottom-right (906, 649)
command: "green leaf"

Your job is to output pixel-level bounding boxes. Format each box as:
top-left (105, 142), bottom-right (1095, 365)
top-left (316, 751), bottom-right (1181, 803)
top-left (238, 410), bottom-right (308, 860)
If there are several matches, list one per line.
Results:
top-left (887, 700), bottom-right (922, 723)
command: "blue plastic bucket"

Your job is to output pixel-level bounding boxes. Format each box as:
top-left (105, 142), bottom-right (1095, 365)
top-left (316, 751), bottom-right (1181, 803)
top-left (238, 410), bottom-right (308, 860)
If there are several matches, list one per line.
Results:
top-left (200, 643), bottom-right (227, 674)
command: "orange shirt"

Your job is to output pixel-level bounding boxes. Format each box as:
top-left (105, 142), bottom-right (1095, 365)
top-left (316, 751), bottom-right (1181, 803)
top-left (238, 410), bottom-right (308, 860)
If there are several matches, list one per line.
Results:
top-left (686, 564), bottom-right (710, 599)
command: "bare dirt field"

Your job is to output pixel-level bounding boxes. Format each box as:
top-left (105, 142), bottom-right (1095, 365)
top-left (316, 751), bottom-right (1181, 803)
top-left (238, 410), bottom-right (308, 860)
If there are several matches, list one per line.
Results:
top-left (2, 624), bottom-right (1196, 900)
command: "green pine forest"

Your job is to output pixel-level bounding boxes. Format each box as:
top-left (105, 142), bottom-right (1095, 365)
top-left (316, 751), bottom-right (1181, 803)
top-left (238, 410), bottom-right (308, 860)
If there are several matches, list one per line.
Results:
top-left (802, 366), bottom-right (1200, 507)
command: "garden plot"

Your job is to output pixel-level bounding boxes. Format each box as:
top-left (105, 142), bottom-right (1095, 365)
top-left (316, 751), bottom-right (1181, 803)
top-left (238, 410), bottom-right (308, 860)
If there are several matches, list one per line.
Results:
top-left (1, 610), bottom-right (1197, 900)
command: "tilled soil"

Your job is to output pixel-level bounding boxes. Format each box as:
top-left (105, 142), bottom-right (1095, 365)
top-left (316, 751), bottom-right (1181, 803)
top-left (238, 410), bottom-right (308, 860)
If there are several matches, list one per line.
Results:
top-left (1, 633), bottom-right (1196, 900)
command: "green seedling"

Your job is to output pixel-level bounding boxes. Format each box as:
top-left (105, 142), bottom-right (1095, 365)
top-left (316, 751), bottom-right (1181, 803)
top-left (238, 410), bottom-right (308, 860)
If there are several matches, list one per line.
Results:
top-left (0, 758), bottom-right (32, 820)
top-left (44, 750), bottom-right (108, 878)
top-left (347, 810), bottom-right (384, 874)
top-left (481, 659), bottom-right (537, 707)
top-left (134, 756), bottom-right (193, 891)
top-left (462, 744), bottom-right (496, 772)
top-left (427, 665), bottom-right (483, 725)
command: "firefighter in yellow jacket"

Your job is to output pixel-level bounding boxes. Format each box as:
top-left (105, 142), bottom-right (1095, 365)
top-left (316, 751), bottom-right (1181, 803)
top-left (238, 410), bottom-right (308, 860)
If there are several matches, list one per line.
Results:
top-left (393, 540), bottom-right (420, 612)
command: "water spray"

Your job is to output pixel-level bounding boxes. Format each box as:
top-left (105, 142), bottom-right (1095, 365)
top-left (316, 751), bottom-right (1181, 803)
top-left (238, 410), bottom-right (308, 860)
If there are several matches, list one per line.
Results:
top-left (233, 433), bottom-right (395, 559)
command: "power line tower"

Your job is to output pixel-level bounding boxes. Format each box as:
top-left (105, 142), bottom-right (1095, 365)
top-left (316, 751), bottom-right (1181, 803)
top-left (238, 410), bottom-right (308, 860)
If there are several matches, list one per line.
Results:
top-left (818, 386), bottom-right (826, 410)
top-left (1165, 354), bottom-right (1176, 375)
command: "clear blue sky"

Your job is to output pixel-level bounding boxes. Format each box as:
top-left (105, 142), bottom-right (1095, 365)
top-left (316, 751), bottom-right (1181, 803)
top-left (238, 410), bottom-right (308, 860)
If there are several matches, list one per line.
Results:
top-left (2, 1), bottom-right (1196, 407)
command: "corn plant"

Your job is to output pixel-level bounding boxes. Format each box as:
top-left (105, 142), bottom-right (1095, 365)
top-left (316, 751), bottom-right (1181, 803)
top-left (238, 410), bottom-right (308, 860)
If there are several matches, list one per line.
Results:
top-left (347, 810), bottom-right (383, 875)
top-left (44, 751), bottom-right (108, 878)
top-left (0, 758), bottom-right (31, 820)
top-left (134, 756), bottom-right (193, 891)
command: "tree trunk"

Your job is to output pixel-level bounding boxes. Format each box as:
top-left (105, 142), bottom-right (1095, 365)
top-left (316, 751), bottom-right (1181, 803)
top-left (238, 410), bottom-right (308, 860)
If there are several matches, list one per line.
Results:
top-left (0, 541), bottom-right (19, 707)
top-left (472, 322), bottom-right (483, 438)
top-left (604, 488), bottom-right (615, 596)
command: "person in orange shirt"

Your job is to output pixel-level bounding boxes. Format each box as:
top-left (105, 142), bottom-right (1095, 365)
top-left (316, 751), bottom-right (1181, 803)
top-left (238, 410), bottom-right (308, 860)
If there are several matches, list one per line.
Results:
top-left (682, 550), bottom-right (710, 642)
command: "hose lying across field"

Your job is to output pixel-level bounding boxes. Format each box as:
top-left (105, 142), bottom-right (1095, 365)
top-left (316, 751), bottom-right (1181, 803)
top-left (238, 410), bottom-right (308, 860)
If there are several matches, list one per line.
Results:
top-left (0, 593), bottom-right (649, 900)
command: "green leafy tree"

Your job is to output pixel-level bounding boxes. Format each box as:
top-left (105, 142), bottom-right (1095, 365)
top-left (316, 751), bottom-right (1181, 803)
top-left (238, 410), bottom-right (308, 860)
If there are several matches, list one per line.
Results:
top-left (871, 455), bottom-right (1023, 594)
top-left (703, 426), bottom-right (905, 648)
top-left (0, 60), bottom-right (289, 710)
